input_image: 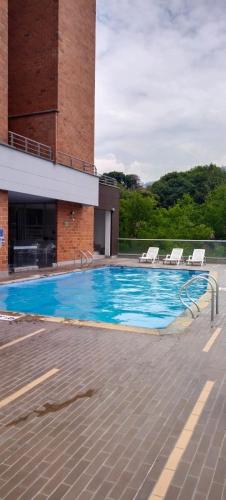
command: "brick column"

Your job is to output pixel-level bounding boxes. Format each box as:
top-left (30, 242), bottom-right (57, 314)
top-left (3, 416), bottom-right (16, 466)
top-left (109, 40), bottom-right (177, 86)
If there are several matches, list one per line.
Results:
top-left (0, 0), bottom-right (8, 143)
top-left (0, 190), bottom-right (8, 275)
top-left (56, 201), bottom-right (94, 265)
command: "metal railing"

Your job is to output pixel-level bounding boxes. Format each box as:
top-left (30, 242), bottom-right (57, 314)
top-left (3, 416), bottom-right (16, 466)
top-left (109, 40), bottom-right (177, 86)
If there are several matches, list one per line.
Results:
top-left (80, 250), bottom-right (93, 267)
top-left (118, 238), bottom-right (226, 262)
top-left (8, 131), bottom-right (52, 160)
top-left (179, 273), bottom-right (219, 323)
top-left (99, 174), bottom-right (118, 187)
top-left (7, 131), bottom-right (119, 188)
top-left (57, 151), bottom-right (96, 175)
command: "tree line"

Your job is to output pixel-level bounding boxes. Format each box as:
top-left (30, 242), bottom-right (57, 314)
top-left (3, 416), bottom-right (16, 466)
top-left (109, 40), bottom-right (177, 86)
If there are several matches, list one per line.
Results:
top-left (103, 164), bottom-right (226, 239)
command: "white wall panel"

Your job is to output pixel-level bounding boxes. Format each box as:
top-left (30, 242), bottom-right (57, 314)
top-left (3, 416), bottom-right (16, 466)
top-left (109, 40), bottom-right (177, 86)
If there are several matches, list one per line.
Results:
top-left (0, 144), bottom-right (99, 206)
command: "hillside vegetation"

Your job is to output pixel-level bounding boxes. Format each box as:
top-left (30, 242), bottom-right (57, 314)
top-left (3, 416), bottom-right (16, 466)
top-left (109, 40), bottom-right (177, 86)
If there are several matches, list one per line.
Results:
top-left (104, 165), bottom-right (226, 239)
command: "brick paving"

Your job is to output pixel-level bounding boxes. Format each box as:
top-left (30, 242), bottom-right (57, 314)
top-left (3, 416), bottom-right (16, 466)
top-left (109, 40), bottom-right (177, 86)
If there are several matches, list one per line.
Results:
top-left (0, 264), bottom-right (225, 499)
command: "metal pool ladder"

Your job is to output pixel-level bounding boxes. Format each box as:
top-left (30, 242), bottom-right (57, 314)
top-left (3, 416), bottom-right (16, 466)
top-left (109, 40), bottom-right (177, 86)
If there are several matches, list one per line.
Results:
top-left (80, 250), bottom-right (93, 267)
top-left (178, 274), bottom-right (219, 323)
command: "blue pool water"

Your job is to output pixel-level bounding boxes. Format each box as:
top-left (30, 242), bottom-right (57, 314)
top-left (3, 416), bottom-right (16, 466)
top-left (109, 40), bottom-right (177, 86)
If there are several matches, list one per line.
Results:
top-left (0, 267), bottom-right (207, 329)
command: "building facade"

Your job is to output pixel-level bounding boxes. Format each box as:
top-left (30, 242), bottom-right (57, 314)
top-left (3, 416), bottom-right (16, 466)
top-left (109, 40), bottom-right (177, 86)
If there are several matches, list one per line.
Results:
top-left (0, 0), bottom-right (119, 275)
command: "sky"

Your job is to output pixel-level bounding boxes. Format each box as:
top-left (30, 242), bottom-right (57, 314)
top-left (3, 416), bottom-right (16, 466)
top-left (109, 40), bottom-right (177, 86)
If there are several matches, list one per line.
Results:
top-left (95, 0), bottom-right (226, 182)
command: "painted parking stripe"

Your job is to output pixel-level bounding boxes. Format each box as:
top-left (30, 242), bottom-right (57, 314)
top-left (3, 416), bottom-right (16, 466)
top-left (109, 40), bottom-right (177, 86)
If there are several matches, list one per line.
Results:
top-left (0, 328), bottom-right (46, 351)
top-left (202, 327), bottom-right (222, 353)
top-left (0, 368), bottom-right (59, 409)
top-left (148, 380), bottom-right (215, 500)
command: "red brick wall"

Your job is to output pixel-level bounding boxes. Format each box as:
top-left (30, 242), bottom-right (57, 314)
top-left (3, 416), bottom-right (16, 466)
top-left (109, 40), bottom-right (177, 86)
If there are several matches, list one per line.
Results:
top-left (56, 201), bottom-right (94, 263)
top-left (9, 114), bottom-right (57, 156)
top-left (7, 1), bottom-right (96, 265)
top-left (8, 0), bottom-right (58, 153)
top-left (0, 191), bottom-right (8, 273)
top-left (57, 0), bottom-right (96, 165)
top-left (0, 0), bottom-right (8, 143)
top-left (56, 1), bottom-right (96, 264)
top-left (8, 0), bottom-right (96, 164)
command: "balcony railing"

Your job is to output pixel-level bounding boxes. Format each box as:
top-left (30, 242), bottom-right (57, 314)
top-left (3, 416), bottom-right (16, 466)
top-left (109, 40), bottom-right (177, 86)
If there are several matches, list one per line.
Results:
top-left (99, 174), bottom-right (118, 187)
top-left (57, 151), bottom-right (97, 175)
top-left (7, 131), bottom-right (118, 188)
top-left (8, 131), bottom-right (52, 161)
top-left (57, 153), bottom-right (118, 186)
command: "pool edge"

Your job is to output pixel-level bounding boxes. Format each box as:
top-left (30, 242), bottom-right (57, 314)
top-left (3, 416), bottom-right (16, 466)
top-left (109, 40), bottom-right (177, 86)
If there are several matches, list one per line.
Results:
top-left (0, 267), bottom-right (215, 337)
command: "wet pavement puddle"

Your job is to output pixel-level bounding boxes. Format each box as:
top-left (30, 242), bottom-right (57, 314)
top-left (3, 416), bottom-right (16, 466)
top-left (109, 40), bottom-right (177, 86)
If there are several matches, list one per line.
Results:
top-left (6, 388), bottom-right (95, 426)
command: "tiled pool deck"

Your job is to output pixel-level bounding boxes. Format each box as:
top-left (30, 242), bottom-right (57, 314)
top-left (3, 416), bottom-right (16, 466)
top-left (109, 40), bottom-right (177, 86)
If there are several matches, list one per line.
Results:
top-left (0, 260), bottom-right (225, 499)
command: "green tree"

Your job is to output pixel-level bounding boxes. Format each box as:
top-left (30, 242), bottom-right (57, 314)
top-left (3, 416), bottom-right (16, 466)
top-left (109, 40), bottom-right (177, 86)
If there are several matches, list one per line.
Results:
top-left (150, 164), bottom-right (226, 207)
top-left (105, 164), bottom-right (225, 241)
top-left (204, 185), bottom-right (226, 238)
top-left (103, 171), bottom-right (142, 190)
top-left (102, 171), bottom-right (127, 186)
top-left (120, 191), bottom-right (157, 237)
top-left (150, 172), bottom-right (193, 208)
top-left (125, 174), bottom-right (142, 190)
top-left (119, 192), bottom-right (213, 239)
top-left (161, 196), bottom-right (213, 239)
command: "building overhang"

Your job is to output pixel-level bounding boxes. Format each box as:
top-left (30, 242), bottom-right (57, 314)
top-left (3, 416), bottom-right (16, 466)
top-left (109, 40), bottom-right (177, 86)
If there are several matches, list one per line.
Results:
top-left (0, 143), bottom-right (99, 206)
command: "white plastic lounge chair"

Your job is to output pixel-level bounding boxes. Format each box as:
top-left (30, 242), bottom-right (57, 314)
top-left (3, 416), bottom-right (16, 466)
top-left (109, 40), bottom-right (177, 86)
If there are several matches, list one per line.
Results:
top-left (163, 248), bottom-right (183, 265)
top-left (186, 249), bottom-right (205, 266)
top-left (139, 247), bottom-right (159, 263)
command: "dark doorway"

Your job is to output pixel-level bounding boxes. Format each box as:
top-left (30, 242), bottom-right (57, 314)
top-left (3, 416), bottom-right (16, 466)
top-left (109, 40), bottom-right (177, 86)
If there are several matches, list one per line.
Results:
top-left (9, 203), bottom-right (56, 269)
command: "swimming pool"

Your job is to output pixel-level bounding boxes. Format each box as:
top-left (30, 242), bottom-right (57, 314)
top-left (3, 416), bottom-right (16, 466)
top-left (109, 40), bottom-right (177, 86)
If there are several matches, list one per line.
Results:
top-left (0, 267), bottom-right (207, 329)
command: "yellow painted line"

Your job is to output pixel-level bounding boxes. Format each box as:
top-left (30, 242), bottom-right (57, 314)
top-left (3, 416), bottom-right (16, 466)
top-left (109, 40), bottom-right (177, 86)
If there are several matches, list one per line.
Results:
top-left (202, 327), bottom-right (222, 353)
top-left (148, 380), bottom-right (215, 500)
top-left (0, 328), bottom-right (46, 351)
top-left (0, 368), bottom-right (59, 409)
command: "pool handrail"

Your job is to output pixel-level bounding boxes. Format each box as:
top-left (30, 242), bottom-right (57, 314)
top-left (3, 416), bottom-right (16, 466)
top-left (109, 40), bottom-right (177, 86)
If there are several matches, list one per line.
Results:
top-left (86, 250), bottom-right (93, 265)
top-left (179, 273), bottom-right (219, 323)
top-left (197, 273), bottom-right (219, 314)
top-left (179, 282), bottom-right (196, 319)
top-left (80, 250), bottom-right (93, 267)
top-left (80, 250), bottom-right (88, 267)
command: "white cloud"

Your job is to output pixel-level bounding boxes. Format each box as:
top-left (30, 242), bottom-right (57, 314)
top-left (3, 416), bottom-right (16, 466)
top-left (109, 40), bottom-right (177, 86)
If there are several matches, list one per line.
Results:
top-left (95, 154), bottom-right (152, 182)
top-left (95, 0), bottom-right (226, 182)
top-left (95, 154), bottom-right (126, 174)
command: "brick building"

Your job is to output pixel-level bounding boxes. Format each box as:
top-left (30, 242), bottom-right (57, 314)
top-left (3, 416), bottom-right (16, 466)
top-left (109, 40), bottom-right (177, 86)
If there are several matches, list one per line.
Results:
top-left (0, 0), bottom-right (119, 276)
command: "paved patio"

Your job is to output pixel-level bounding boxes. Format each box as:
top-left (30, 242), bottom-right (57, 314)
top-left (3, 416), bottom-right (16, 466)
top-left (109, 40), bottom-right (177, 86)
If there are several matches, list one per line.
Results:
top-left (0, 262), bottom-right (225, 499)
